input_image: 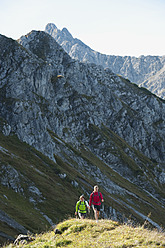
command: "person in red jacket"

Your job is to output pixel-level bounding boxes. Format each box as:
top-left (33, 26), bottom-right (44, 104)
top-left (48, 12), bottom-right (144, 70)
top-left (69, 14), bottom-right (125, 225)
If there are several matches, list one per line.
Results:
top-left (89, 185), bottom-right (104, 222)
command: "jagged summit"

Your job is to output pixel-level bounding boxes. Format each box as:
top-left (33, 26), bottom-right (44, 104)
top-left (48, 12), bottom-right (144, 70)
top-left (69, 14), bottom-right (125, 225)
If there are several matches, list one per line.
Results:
top-left (45, 23), bottom-right (73, 39)
top-left (45, 23), bottom-right (92, 53)
top-left (18, 30), bottom-right (71, 64)
top-left (45, 23), bottom-right (165, 99)
top-left (45, 23), bottom-right (57, 30)
top-left (62, 27), bottom-right (73, 38)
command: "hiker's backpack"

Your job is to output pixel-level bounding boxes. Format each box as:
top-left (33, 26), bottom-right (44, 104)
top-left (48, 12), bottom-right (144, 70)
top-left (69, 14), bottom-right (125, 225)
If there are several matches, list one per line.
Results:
top-left (92, 192), bottom-right (101, 203)
top-left (77, 201), bottom-right (87, 212)
top-left (92, 192), bottom-right (104, 211)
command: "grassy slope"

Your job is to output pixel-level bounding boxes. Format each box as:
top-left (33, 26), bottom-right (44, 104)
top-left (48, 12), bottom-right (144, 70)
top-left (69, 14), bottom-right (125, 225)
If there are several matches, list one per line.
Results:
top-left (47, 128), bottom-right (165, 227)
top-left (0, 132), bottom-right (83, 243)
top-left (3, 218), bottom-right (165, 248)
top-left (0, 128), bottom-right (165, 244)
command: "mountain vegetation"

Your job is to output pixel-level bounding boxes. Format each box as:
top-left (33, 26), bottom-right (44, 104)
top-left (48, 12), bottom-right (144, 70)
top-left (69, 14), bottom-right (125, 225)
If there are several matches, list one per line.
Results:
top-left (0, 29), bottom-right (165, 245)
top-left (3, 219), bottom-right (165, 248)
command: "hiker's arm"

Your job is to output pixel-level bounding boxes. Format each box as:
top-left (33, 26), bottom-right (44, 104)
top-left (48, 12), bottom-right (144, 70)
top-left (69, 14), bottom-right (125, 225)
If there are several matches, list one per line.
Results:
top-left (75, 202), bottom-right (79, 213)
top-left (100, 192), bottom-right (104, 202)
top-left (86, 201), bottom-right (90, 209)
top-left (89, 194), bottom-right (92, 207)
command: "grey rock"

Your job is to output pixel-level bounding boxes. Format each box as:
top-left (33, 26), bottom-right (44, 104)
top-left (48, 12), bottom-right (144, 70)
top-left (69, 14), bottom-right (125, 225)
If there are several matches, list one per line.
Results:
top-left (0, 165), bottom-right (24, 193)
top-left (2, 123), bottom-right (11, 136)
top-left (0, 210), bottom-right (27, 234)
top-left (14, 234), bottom-right (34, 245)
top-left (0, 164), bottom-right (45, 204)
top-left (45, 23), bottom-right (165, 99)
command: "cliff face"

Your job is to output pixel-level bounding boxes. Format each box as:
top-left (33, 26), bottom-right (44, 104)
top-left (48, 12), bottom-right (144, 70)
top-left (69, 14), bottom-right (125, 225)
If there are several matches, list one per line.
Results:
top-left (0, 31), bottom-right (165, 242)
top-left (45, 23), bottom-right (165, 99)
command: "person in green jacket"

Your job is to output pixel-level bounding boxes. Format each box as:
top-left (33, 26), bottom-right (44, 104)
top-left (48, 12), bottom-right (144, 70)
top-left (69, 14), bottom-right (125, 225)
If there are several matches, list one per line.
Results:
top-left (75, 195), bottom-right (89, 219)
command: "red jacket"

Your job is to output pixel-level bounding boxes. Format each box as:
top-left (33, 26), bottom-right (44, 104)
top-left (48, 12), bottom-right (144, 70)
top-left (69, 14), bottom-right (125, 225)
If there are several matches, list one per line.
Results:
top-left (89, 191), bottom-right (103, 206)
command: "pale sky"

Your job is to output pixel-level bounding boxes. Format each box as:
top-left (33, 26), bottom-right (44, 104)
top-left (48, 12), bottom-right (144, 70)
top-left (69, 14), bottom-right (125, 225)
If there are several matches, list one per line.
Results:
top-left (0, 0), bottom-right (165, 56)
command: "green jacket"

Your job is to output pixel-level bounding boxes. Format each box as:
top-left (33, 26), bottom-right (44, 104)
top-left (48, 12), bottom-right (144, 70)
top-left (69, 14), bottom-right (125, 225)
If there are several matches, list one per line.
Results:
top-left (76, 200), bottom-right (87, 213)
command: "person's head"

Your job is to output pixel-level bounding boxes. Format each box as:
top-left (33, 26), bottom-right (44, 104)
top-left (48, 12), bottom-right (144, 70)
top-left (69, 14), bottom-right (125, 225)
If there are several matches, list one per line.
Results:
top-left (79, 195), bottom-right (84, 201)
top-left (94, 185), bottom-right (99, 192)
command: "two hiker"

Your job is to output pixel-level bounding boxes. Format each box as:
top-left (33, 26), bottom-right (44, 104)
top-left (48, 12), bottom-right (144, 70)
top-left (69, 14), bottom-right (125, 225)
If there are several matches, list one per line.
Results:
top-left (75, 185), bottom-right (104, 222)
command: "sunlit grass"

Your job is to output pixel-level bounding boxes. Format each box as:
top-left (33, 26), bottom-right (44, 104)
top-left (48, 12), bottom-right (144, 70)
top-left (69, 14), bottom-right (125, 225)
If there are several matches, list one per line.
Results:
top-left (3, 218), bottom-right (165, 248)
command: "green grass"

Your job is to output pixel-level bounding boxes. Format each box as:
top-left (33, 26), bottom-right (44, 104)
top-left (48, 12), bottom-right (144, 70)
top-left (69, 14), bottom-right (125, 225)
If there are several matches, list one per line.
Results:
top-left (3, 218), bottom-right (165, 248)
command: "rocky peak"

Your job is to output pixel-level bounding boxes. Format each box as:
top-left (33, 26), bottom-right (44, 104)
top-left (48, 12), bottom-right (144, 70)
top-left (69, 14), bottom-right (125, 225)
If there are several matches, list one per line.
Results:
top-left (18, 30), bottom-right (71, 66)
top-left (45, 23), bottom-right (91, 54)
top-left (45, 23), bottom-right (57, 31)
top-left (62, 27), bottom-right (73, 39)
top-left (45, 23), bottom-right (165, 99)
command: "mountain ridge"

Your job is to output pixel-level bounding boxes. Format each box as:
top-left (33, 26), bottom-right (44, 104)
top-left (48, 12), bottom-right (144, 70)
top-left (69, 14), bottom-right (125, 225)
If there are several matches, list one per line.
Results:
top-left (45, 23), bottom-right (165, 99)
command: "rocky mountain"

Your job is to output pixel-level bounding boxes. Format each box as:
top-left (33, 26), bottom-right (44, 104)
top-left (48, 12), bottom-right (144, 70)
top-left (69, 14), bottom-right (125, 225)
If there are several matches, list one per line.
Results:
top-left (0, 30), bottom-right (165, 243)
top-left (45, 23), bottom-right (165, 99)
